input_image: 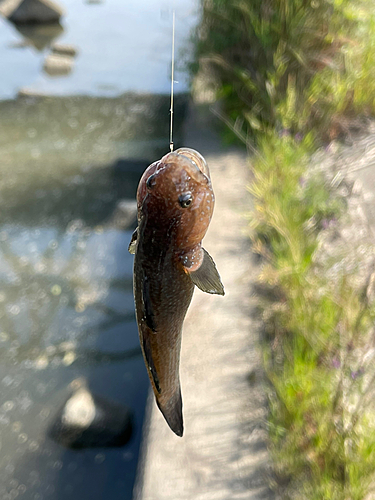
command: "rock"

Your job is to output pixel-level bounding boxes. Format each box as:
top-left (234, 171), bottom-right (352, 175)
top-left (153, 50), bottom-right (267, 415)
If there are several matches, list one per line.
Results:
top-left (51, 42), bottom-right (78, 57)
top-left (43, 53), bottom-right (73, 76)
top-left (0, 0), bottom-right (64, 25)
top-left (48, 385), bottom-right (133, 449)
top-left (17, 88), bottom-right (47, 97)
top-left (14, 22), bottom-right (63, 51)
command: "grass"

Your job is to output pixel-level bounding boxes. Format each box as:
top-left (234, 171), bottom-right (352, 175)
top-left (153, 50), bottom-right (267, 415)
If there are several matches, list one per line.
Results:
top-left (193, 0), bottom-right (375, 497)
top-left (193, 0), bottom-right (375, 142)
top-left (250, 135), bottom-right (375, 498)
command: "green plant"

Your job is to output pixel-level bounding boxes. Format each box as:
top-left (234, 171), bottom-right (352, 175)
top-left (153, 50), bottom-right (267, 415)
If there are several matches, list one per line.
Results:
top-left (249, 133), bottom-right (375, 498)
top-left (194, 0), bottom-right (375, 142)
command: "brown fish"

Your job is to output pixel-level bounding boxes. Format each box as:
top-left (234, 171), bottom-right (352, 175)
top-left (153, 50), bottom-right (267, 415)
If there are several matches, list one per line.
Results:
top-left (128, 147), bottom-right (224, 436)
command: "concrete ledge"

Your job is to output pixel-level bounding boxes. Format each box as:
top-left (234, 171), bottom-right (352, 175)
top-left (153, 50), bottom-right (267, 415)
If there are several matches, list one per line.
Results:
top-left (134, 105), bottom-right (273, 500)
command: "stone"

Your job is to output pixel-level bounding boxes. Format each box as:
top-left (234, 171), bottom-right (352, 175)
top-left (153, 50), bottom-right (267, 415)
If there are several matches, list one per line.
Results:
top-left (48, 385), bottom-right (133, 449)
top-left (14, 22), bottom-right (63, 51)
top-left (0, 0), bottom-right (64, 25)
top-left (17, 88), bottom-right (46, 97)
top-left (43, 53), bottom-right (73, 76)
top-left (51, 42), bottom-right (78, 57)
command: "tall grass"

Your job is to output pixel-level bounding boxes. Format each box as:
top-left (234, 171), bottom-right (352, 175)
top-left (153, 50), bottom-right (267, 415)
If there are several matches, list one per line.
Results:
top-left (251, 136), bottom-right (375, 498)
top-left (193, 0), bottom-right (375, 497)
top-left (193, 0), bottom-right (375, 142)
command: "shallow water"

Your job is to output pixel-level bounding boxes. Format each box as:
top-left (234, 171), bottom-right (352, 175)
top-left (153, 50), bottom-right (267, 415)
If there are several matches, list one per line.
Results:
top-left (0, 0), bottom-right (197, 498)
top-left (0, 0), bottom-right (197, 99)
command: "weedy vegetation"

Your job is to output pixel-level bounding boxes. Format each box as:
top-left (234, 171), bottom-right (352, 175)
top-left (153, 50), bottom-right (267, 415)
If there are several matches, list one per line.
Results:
top-left (193, 0), bottom-right (375, 498)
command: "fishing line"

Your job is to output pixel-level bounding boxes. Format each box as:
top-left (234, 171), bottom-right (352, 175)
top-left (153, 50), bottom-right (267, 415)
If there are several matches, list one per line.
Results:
top-left (169, 9), bottom-right (175, 152)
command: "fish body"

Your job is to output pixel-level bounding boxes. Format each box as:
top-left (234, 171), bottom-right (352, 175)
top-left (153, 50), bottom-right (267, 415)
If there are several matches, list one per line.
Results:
top-left (129, 148), bottom-right (224, 436)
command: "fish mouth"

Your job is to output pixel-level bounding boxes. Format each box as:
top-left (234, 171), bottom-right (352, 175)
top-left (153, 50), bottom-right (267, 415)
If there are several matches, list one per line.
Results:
top-left (161, 148), bottom-right (210, 183)
top-left (174, 148), bottom-right (210, 179)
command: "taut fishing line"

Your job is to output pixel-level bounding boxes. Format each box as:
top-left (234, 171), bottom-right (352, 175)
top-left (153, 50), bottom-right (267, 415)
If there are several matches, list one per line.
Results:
top-left (169, 10), bottom-right (175, 152)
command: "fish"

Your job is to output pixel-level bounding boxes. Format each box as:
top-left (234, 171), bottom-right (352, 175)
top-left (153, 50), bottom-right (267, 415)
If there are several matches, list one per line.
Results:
top-left (128, 147), bottom-right (224, 437)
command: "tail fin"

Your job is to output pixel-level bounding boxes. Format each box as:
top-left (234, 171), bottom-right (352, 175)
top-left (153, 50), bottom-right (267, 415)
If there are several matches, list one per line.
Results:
top-left (156, 388), bottom-right (183, 437)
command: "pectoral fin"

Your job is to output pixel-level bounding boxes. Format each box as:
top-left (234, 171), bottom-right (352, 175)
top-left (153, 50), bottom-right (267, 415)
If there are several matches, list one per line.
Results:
top-left (128, 228), bottom-right (138, 254)
top-left (189, 248), bottom-right (225, 296)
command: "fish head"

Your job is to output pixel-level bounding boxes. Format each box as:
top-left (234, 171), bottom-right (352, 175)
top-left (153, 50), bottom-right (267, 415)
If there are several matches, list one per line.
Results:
top-left (137, 148), bottom-right (215, 250)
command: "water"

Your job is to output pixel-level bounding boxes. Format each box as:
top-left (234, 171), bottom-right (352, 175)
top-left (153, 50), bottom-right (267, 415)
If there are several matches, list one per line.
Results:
top-left (0, 0), bottom-right (197, 498)
top-left (0, 0), bottom-right (197, 98)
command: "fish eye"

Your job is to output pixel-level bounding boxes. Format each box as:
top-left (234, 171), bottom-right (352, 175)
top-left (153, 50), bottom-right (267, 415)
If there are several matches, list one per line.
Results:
top-left (178, 192), bottom-right (193, 208)
top-left (146, 174), bottom-right (156, 189)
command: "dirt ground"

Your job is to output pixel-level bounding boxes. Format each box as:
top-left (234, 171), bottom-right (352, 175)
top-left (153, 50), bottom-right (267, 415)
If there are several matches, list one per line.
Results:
top-left (133, 105), bottom-right (274, 500)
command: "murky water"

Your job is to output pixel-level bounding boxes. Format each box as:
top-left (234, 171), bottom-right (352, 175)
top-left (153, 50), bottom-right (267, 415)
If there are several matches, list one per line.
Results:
top-left (0, 0), bottom-right (197, 498)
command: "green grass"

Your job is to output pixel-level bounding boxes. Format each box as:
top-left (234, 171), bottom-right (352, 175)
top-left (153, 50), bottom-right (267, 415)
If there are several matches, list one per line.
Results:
top-left (193, 0), bottom-right (375, 142)
top-left (250, 136), bottom-right (375, 499)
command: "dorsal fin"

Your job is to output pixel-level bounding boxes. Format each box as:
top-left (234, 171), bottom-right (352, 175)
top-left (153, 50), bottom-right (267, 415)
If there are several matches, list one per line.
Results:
top-left (189, 248), bottom-right (225, 296)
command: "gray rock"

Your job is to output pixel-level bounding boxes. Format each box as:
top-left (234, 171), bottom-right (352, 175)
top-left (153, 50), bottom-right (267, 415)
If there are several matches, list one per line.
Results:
top-left (0, 0), bottom-right (64, 25)
top-left (51, 42), bottom-right (77, 56)
top-left (43, 53), bottom-right (73, 76)
top-left (17, 87), bottom-right (47, 97)
top-left (14, 22), bottom-right (63, 51)
top-left (48, 385), bottom-right (133, 449)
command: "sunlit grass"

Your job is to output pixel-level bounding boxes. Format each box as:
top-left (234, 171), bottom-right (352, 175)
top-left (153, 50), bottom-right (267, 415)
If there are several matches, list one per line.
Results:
top-left (194, 0), bottom-right (375, 142)
top-left (250, 134), bottom-right (375, 498)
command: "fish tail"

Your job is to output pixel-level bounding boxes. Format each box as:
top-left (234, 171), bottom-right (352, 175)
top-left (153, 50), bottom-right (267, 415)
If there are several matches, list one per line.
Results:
top-left (156, 388), bottom-right (183, 437)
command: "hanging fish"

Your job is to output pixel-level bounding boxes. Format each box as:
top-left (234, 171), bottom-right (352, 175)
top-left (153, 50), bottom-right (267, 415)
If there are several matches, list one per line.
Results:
top-left (128, 147), bottom-right (224, 436)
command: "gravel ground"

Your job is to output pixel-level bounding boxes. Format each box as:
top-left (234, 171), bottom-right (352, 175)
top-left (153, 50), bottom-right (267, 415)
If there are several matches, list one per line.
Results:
top-left (133, 105), bottom-right (274, 500)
